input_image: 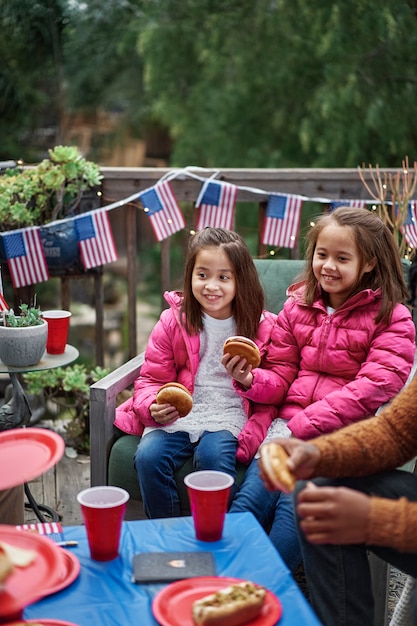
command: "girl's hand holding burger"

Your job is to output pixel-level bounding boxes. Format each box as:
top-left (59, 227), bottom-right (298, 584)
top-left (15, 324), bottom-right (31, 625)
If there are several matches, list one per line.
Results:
top-left (150, 402), bottom-right (180, 424)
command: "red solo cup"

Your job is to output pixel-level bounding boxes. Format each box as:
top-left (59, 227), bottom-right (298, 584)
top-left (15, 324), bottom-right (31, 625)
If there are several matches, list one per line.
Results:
top-left (76, 486), bottom-right (130, 561)
top-left (184, 470), bottom-right (234, 542)
top-left (42, 310), bottom-right (72, 354)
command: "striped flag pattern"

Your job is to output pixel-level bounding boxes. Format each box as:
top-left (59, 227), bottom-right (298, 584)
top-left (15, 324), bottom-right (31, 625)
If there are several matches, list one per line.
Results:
top-left (402, 201), bottom-right (417, 249)
top-left (329, 200), bottom-right (366, 211)
top-left (2, 227), bottom-right (49, 288)
top-left (74, 210), bottom-right (118, 270)
top-left (140, 181), bottom-right (185, 242)
top-left (195, 180), bottom-right (238, 230)
top-left (0, 293), bottom-right (8, 312)
top-left (262, 194), bottom-right (303, 249)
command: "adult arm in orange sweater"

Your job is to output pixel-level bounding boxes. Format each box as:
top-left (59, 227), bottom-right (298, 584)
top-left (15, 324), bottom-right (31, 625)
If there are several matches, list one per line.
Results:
top-left (258, 374), bottom-right (417, 553)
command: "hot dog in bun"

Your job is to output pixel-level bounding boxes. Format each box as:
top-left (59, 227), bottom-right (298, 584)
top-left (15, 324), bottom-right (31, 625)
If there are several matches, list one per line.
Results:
top-left (192, 581), bottom-right (266, 626)
top-left (155, 382), bottom-right (193, 417)
top-left (223, 336), bottom-right (261, 369)
top-left (260, 442), bottom-right (296, 492)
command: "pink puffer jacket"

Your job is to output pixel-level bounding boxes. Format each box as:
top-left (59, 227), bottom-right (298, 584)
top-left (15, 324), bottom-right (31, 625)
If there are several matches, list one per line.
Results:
top-left (236, 281), bottom-right (416, 440)
top-left (114, 291), bottom-right (278, 463)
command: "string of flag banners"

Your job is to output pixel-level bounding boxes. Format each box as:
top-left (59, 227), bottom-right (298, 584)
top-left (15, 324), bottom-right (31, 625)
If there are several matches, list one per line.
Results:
top-left (1, 165), bottom-right (417, 289)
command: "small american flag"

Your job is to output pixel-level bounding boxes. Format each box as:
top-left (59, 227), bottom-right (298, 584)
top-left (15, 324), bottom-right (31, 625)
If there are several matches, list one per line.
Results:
top-left (140, 181), bottom-right (185, 242)
top-left (0, 293), bottom-right (8, 312)
top-left (262, 194), bottom-right (303, 249)
top-left (74, 210), bottom-right (118, 270)
top-left (402, 201), bottom-right (417, 249)
top-left (195, 180), bottom-right (238, 230)
top-left (2, 227), bottom-right (49, 288)
top-left (329, 200), bottom-right (366, 211)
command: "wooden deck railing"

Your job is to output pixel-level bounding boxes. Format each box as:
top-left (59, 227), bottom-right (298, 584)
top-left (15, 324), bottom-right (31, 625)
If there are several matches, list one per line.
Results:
top-left (97, 166), bottom-right (403, 362)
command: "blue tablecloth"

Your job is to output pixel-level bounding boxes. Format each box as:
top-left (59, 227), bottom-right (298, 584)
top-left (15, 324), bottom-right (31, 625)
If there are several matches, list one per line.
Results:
top-left (24, 512), bottom-right (321, 625)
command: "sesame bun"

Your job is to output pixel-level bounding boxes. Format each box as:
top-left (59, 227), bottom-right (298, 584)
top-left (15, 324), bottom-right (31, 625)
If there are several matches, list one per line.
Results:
top-left (156, 382), bottom-right (193, 417)
top-left (223, 336), bottom-right (261, 369)
top-left (260, 443), bottom-right (296, 492)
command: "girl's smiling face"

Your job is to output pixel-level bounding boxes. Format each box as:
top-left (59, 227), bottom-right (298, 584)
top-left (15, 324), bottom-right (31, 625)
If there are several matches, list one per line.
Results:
top-left (191, 247), bottom-right (236, 319)
top-left (312, 223), bottom-right (375, 309)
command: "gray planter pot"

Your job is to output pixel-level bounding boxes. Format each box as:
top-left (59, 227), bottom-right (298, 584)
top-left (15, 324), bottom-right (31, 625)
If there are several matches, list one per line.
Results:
top-left (0, 320), bottom-right (48, 367)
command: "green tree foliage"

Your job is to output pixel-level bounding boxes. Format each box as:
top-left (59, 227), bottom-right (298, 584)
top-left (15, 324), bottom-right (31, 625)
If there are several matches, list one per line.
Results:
top-left (0, 0), bottom-right (66, 159)
top-left (2, 0), bottom-right (417, 167)
top-left (134, 0), bottom-right (417, 167)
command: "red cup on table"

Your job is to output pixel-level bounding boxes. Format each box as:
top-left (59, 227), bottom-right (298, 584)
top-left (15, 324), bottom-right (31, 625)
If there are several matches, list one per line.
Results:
top-left (184, 470), bottom-right (234, 542)
top-left (42, 309), bottom-right (72, 354)
top-left (76, 486), bottom-right (130, 561)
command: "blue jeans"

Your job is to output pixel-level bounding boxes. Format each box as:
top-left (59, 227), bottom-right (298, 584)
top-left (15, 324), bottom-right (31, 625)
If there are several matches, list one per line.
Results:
top-left (294, 471), bottom-right (417, 626)
top-left (230, 457), bottom-right (302, 572)
top-left (134, 429), bottom-right (237, 518)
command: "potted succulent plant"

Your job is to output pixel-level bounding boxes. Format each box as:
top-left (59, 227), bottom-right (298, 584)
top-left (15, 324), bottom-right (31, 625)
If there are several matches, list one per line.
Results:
top-left (0, 303), bottom-right (47, 367)
top-left (0, 145), bottom-right (102, 274)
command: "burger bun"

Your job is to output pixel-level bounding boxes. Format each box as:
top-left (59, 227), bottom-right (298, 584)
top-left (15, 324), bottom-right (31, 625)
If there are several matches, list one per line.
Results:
top-left (156, 382), bottom-right (193, 417)
top-left (223, 336), bottom-right (261, 369)
top-left (260, 443), bottom-right (296, 492)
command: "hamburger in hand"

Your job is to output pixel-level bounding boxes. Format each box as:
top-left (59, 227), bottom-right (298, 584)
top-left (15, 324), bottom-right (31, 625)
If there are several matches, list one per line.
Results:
top-left (223, 336), bottom-right (261, 369)
top-left (259, 442), bottom-right (296, 492)
top-left (155, 382), bottom-right (193, 417)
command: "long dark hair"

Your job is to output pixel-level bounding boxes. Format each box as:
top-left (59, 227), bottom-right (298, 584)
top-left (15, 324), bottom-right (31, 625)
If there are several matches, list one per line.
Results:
top-left (181, 228), bottom-right (264, 337)
top-left (302, 207), bottom-right (408, 324)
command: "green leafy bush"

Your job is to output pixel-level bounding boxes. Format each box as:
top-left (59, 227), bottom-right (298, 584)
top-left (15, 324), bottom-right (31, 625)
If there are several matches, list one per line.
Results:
top-left (24, 364), bottom-right (110, 453)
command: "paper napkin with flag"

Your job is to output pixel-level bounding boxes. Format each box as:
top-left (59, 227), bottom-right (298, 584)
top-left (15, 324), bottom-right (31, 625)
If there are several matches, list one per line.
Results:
top-left (74, 209), bottom-right (118, 270)
top-left (195, 180), bottom-right (238, 231)
top-left (1, 227), bottom-right (49, 288)
top-left (401, 201), bottom-right (417, 249)
top-left (329, 200), bottom-right (366, 211)
top-left (262, 194), bottom-right (303, 249)
top-left (140, 181), bottom-right (185, 242)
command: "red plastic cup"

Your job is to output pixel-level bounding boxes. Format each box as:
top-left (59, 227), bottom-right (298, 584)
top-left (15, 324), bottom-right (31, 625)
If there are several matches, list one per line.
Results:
top-left (184, 470), bottom-right (234, 542)
top-left (42, 310), bottom-right (72, 354)
top-left (76, 486), bottom-right (130, 561)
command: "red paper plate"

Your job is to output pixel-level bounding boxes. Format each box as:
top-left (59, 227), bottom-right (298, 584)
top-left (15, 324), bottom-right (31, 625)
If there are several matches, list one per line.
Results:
top-left (0, 525), bottom-right (65, 618)
top-left (152, 576), bottom-right (283, 626)
top-left (0, 428), bottom-right (65, 490)
top-left (42, 548), bottom-right (81, 596)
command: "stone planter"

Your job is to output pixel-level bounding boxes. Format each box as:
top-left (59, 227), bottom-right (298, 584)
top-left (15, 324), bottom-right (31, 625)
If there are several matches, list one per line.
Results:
top-left (0, 320), bottom-right (48, 367)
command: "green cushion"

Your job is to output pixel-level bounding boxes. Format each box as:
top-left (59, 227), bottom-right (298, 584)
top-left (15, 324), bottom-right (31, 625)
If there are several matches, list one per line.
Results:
top-left (108, 434), bottom-right (248, 514)
top-left (253, 258), bottom-right (306, 314)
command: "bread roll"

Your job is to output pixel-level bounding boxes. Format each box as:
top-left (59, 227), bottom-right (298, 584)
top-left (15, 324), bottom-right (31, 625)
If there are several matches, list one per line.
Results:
top-left (260, 442), bottom-right (296, 492)
top-left (223, 336), bottom-right (261, 368)
top-left (156, 382), bottom-right (193, 417)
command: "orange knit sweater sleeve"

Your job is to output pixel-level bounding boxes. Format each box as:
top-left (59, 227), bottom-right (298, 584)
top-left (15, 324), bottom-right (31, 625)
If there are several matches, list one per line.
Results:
top-left (310, 375), bottom-right (417, 551)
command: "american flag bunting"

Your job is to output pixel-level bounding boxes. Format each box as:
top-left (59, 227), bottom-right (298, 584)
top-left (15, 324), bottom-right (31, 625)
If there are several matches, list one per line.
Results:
top-left (195, 180), bottom-right (238, 230)
top-left (140, 181), bottom-right (185, 242)
top-left (401, 201), bottom-right (417, 249)
top-left (262, 194), bottom-right (303, 249)
top-left (329, 200), bottom-right (366, 211)
top-left (2, 227), bottom-right (49, 288)
top-left (74, 210), bottom-right (118, 270)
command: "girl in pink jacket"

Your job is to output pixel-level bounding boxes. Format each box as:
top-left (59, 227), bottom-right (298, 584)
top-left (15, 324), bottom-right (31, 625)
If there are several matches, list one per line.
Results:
top-left (228, 206), bottom-right (416, 571)
top-left (124, 227), bottom-right (277, 518)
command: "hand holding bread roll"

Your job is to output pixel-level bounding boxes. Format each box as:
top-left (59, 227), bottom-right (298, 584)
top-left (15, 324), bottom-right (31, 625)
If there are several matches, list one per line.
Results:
top-left (155, 382), bottom-right (193, 417)
top-left (223, 336), bottom-right (261, 369)
top-left (259, 442), bottom-right (296, 492)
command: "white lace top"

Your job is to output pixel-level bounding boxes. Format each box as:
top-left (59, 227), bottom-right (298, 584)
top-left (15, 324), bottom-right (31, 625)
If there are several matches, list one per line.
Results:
top-left (143, 313), bottom-right (247, 442)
